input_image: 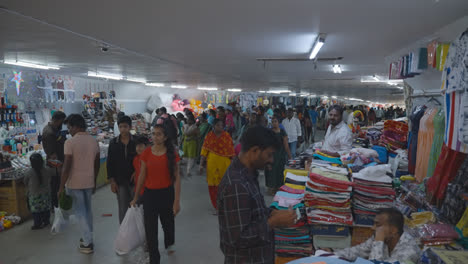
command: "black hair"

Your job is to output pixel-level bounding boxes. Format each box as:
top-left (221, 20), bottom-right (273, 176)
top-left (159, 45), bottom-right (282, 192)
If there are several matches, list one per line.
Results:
top-left (156, 108), bottom-right (161, 115)
top-left (187, 115), bottom-right (195, 123)
top-left (217, 107), bottom-right (225, 113)
top-left (160, 107), bottom-right (167, 114)
top-left (329, 105), bottom-right (344, 116)
top-left (153, 124), bottom-right (176, 183)
top-left (52, 111), bottom-right (66, 121)
top-left (209, 109), bottom-right (216, 116)
top-left (176, 113), bottom-right (185, 119)
top-left (29, 153), bottom-right (44, 185)
top-left (135, 135), bottom-right (149, 146)
top-left (213, 118), bottom-right (224, 127)
top-left (117, 112), bottom-right (126, 119)
top-left (200, 112), bottom-right (208, 120)
top-left (377, 208), bottom-right (404, 236)
top-left (240, 126), bottom-right (281, 153)
top-left (117, 115), bottom-right (132, 127)
top-left (64, 114), bottom-right (86, 129)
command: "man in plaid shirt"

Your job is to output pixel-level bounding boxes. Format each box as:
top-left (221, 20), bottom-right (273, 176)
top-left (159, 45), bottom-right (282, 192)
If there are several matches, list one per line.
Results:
top-left (218, 126), bottom-right (297, 264)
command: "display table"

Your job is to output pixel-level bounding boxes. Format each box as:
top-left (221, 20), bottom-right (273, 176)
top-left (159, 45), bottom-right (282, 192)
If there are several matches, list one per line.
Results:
top-left (0, 178), bottom-right (31, 221)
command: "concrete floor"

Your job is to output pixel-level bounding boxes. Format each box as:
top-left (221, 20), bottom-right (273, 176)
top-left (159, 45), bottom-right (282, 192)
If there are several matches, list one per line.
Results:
top-left (0, 130), bottom-right (325, 264)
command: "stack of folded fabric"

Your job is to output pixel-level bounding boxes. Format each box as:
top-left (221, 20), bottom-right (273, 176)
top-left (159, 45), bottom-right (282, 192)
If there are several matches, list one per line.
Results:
top-left (271, 178), bottom-right (313, 258)
top-left (352, 165), bottom-right (396, 226)
top-left (305, 164), bottom-right (353, 225)
top-left (365, 127), bottom-right (383, 145)
top-left (379, 120), bottom-right (409, 153)
top-left (313, 150), bottom-right (342, 165)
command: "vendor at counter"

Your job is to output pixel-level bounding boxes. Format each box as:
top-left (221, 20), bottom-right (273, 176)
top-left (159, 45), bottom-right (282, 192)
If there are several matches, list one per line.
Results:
top-left (320, 105), bottom-right (352, 157)
top-left (322, 208), bottom-right (421, 263)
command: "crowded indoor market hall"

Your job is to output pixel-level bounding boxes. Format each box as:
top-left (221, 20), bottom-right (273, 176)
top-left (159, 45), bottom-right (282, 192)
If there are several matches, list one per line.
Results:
top-left (0, 1), bottom-right (468, 264)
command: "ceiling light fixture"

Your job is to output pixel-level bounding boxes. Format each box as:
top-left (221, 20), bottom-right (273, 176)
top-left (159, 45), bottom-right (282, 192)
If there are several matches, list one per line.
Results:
top-left (4, 60), bottom-right (60, 70)
top-left (309, 33), bottom-right (326, 60)
top-left (126, 78), bottom-right (146, 83)
top-left (322, 96), bottom-right (329, 99)
top-left (332, 65), bottom-right (342, 74)
top-left (269, 90), bottom-right (291, 94)
top-left (372, 75), bottom-right (379, 81)
top-left (289, 93), bottom-right (297, 96)
top-left (198, 87), bottom-right (218, 91)
top-left (146, 82), bottom-right (165, 87)
top-left (171, 84), bottom-right (187, 89)
top-left (300, 94), bottom-right (309, 97)
top-left (349, 97), bottom-right (364, 102)
top-left (259, 91), bottom-right (267, 93)
top-left (227, 88), bottom-right (242, 92)
top-left (88, 71), bottom-right (122, 80)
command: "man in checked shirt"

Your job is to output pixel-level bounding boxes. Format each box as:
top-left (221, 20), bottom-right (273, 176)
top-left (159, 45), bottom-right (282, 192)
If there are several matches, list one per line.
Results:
top-left (217, 126), bottom-right (297, 264)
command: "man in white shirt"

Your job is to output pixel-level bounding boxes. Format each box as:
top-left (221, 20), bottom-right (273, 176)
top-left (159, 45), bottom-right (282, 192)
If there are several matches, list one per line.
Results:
top-left (282, 108), bottom-right (302, 158)
top-left (321, 105), bottom-right (353, 157)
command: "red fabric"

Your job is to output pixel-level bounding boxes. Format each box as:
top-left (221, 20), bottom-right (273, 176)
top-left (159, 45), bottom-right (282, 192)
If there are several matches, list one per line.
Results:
top-left (133, 155), bottom-right (144, 195)
top-left (209, 185), bottom-right (218, 210)
top-left (201, 131), bottom-right (235, 157)
top-left (235, 143), bottom-right (242, 156)
top-left (140, 147), bottom-right (181, 190)
top-left (427, 144), bottom-right (467, 202)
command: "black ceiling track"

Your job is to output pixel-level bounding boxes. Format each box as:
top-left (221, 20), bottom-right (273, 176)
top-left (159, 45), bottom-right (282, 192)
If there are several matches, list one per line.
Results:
top-left (256, 57), bottom-right (343, 62)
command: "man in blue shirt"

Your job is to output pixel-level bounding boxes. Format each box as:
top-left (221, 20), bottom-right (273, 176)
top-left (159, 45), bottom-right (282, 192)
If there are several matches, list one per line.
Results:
top-left (308, 106), bottom-right (319, 142)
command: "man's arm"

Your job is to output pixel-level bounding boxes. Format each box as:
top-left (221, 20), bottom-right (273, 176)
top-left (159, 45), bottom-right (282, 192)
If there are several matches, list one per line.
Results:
top-left (42, 133), bottom-right (57, 160)
top-left (296, 118), bottom-right (302, 138)
top-left (106, 142), bottom-right (118, 193)
top-left (334, 236), bottom-right (375, 261)
top-left (94, 152), bottom-right (101, 191)
top-left (58, 155), bottom-right (73, 195)
top-left (220, 183), bottom-right (271, 248)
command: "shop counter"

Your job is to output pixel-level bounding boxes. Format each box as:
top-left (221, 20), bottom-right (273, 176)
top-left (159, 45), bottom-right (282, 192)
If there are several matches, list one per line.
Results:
top-left (0, 177), bottom-right (31, 221)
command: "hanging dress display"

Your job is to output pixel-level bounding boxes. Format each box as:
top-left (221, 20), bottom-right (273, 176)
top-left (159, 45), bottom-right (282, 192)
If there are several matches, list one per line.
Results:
top-left (426, 109), bottom-right (445, 179)
top-left (408, 105), bottom-right (427, 174)
top-left (427, 28), bottom-right (468, 205)
top-left (415, 108), bottom-right (438, 183)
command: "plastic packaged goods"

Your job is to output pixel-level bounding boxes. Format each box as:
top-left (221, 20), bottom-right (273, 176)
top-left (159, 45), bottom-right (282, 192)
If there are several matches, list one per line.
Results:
top-left (419, 223), bottom-right (460, 245)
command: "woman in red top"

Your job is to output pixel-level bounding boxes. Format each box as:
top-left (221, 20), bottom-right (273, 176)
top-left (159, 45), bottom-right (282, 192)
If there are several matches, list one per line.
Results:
top-left (130, 125), bottom-right (181, 264)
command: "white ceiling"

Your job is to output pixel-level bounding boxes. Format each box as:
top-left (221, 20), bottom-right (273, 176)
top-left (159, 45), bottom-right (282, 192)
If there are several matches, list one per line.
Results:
top-left (1, 0), bottom-right (468, 103)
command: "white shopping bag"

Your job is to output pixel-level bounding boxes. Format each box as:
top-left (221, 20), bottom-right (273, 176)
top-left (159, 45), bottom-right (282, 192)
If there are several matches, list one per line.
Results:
top-left (114, 206), bottom-right (146, 255)
top-left (51, 207), bottom-right (67, 234)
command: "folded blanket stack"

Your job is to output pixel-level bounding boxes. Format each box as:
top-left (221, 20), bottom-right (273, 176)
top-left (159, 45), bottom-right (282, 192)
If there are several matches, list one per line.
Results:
top-left (352, 165), bottom-right (396, 225)
top-left (305, 165), bottom-right (353, 226)
top-left (272, 173), bottom-right (313, 257)
top-left (379, 120), bottom-right (409, 153)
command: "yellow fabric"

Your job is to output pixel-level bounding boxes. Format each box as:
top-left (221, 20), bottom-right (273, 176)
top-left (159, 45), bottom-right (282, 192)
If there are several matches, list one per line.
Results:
top-left (202, 148), bottom-right (232, 186)
top-left (285, 183), bottom-right (306, 190)
top-left (438, 43), bottom-right (450, 71)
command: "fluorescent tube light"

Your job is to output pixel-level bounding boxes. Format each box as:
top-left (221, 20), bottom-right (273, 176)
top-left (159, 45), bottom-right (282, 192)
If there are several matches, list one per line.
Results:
top-left (322, 96), bottom-right (329, 99)
top-left (331, 96), bottom-right (337, 99)
top-left (146, 82), bottom-right (165, 87)
top-left (269, 90), bottom-right (291, 94)
top-left (289, 93), bottom-right (297, 96)
top-left (126, 78), bottom-right (146, 83)
top-left (259, 91), bottom-right (266, 93)
top-left (372, 75), bottom-right (379, 81)
top-left (171, 85), bottom-right (187, 89)
top-left (227, 89), bottom-right (242, 92)
top-left (349, 98), bottom-right (364, 102)
top-left (198, 87), bottom-right (218, 91)
top-left (4, 60), bottom-right (60, 70)
top-left (88, 71), bottom-right (122, 80)
top-left (309, 34), bottom-right (326, 60)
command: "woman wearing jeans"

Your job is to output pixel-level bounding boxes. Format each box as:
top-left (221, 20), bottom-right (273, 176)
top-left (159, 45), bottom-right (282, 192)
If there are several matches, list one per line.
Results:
top-left (130, 124), bottom-right (181, 264)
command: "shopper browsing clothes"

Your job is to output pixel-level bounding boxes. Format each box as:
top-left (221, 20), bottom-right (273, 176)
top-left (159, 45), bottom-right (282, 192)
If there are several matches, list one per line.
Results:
top-left (107, 115), bottom-right (137, 224)
top-left (322, 208), bottom-right (421, 263)
top-left (265, 115), bottom-right (292, 195)
top-left (282, 108), bottom-right (302, 158)
top-left (58, 114), bottom-right (100, 254)
top-left (41, 111), bottom-right (66, 209)
top-left (24, 153), bottom-right (55, 230)
top-left (182, 114), bottom-right (199, 177)
top-left (200, 119), bottom-right (235, 211)
top-left (130, 124), bottom-right (182, 264)
top-left (217, 126), bottom-right (297, 264)
top-left (321, 105), bottom-right (353, 157)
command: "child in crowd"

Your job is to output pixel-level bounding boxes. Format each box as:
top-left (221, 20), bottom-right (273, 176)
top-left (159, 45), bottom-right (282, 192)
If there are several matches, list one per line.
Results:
top-left (131, 136), bottom-right (149, 203)
top-left (24, 153), bottom-right (55, 230)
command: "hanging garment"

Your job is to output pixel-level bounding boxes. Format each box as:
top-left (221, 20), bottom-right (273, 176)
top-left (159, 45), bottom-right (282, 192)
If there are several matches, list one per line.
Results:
top-left (426, 144), bottom-right (467, 205)
top-left (56, 79), bottom-right (65, 101)
top-left (440, 156), bottom-right (468, 225)
top-left (415, 108), bottom-right (438, 183)
top-left (408, 105), bottom-right (427, 174)
top-left (444, 91), bottom-right (468, 153)
top-left (427, 40), bottom-right (438, 68)
top-left (426, 109), bottom-right (445, 179)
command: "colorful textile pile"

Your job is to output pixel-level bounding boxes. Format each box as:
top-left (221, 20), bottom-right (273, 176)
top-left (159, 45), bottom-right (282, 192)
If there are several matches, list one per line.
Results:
top-left (379, 120), bottom-right (409, 153)
top-left (271, 173), bottom-right (313, 257)
top-left (352, 165), bottom-right (396, 225)
top-left (305, 164), bottom-right (353, 225)
top-left (365, 127), bottom-right (383, 144)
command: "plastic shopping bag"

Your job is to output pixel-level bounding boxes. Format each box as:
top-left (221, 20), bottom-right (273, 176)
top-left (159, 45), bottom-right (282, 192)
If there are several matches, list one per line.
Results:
top-left (51, 207), bottom-right (67, 234)
top-left (114, 206), bottom-right (146, 255)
